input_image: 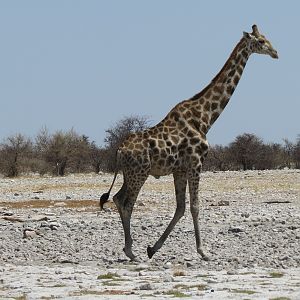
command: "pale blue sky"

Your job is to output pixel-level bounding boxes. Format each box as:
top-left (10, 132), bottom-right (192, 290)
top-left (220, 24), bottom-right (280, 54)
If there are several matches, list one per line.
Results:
top-left (0, 1), bottom-right (299, 146)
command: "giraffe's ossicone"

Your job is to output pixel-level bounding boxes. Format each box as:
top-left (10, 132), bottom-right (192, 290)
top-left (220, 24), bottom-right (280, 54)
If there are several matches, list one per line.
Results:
top-left (100, 25), bottom-right (278, 261)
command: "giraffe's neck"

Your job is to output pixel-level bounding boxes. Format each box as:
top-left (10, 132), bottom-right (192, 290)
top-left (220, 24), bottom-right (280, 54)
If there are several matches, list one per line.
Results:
top-left (188, 37), bottom-right (251, 134)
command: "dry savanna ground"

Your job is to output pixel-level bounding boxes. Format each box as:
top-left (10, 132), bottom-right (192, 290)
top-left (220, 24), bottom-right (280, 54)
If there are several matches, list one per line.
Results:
top-left (0, 169), bottom-right (300, 299)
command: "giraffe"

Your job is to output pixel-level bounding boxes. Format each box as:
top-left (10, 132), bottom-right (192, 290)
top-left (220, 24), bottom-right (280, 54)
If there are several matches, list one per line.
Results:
top-left (100, 25), bottom-right (278, 261)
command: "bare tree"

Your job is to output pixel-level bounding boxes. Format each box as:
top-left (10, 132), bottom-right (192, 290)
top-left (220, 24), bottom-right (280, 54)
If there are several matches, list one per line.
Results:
top-left (45, 131), bottom-right (70, 176)
top-left (69, 134), bottom-right (91, 173)
top-left (255, 143), bottom-right (283, 170)
top-left (0, 134), bottom-right (32, 177)
top-left (229, 133), bottom-right (264, 170)
top-left (293, 135), bottom-right (300, 169)
top-left (104, 115), bottom-right (150, 171)
top-left (203, 145), bottom-right (232, 171)
top-left (1, 127), bottom-right (296, 176)
top-left (282, 138), bottom-right (294, 168)
top-left (35, 129), bottom-right (91, 176)
top-left (89, 142), bottom-right (107, 173)
top-left (33, 127), bottom-right (52, 174)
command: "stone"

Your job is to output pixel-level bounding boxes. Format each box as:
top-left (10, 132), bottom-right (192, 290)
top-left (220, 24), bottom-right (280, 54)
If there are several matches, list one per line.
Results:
top-left (241, 212), bottom-right (250, 218)
top-left (163, 275), bottom-right (174, 282)
top-left (218, 200), bottom-right (230, 206)
top-left (139, 283), bottom-right (153, 290)
top-left (50, 221), bottom-right (61, 228)
top-left (288, 225), bottom-right (298, 230)
top-left (228, 226), bottom-right (244, 233)
top-left (136, 263), bottom-right (149, 270)
top-left (23, 229), bottom-right (38, 238)
top-left (33, 190), bottom-right (43, 194)
top-left (227, 269), bottom-right (238, 275)
top-left (164, 262), bottom-right (172, 269)
top-left (0, 169), bottom-right (299, 298)
top-left (40, 221), bottom-right (49, 227)
top-left (2, 211), bottom-right (13, 216)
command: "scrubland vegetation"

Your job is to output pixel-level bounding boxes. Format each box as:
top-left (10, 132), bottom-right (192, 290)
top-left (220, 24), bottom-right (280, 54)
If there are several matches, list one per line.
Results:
top-left (0, 115), bottom-right (299, 177)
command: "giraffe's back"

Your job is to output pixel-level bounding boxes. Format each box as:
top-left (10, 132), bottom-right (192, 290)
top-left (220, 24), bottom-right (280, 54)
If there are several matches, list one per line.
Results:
top-left (118, 123), bottom-right (209, 177)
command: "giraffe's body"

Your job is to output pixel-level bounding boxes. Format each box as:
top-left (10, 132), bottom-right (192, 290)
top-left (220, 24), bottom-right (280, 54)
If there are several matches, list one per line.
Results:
top-left (100, 25), bottom-right (278, 260)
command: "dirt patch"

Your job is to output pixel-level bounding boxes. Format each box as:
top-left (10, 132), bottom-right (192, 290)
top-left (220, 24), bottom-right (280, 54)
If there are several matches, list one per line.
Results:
top-left (0, 199), bottom-right (100, 210)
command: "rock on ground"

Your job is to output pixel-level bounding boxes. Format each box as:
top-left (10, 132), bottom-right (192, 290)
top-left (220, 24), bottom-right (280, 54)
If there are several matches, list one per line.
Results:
top-left (0, 169), bottom-right (300, 299)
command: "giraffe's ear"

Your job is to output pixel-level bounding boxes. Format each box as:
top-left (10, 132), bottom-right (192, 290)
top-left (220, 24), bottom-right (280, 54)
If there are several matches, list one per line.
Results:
top-left (243, 31), bottom-right (254, 40)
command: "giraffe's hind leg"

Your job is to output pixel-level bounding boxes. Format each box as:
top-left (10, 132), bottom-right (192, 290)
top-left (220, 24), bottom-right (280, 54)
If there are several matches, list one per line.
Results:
top-left (147, 172), bottom-right (187, 258)
top-left (188, 169), bottom-right (209, 261)
top-left (113, 182), bottom-right (135, 258)
top-left (113, 172), bottom-right (148, 261)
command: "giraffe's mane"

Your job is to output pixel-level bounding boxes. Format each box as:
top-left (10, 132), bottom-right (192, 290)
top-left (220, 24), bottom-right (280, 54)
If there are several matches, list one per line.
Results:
top-left (189, 37), bottom-right (245, 101)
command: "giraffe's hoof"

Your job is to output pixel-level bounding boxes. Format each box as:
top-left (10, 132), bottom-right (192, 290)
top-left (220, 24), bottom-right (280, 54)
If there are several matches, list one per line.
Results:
top-left (147, 246), bottom-right (155, 259)
top-left (123, 247), bottom-right (136, 261)
top-left (198, 248), bottom-right (210, 261)
top-left (202, 255), bottom-right (210, 261)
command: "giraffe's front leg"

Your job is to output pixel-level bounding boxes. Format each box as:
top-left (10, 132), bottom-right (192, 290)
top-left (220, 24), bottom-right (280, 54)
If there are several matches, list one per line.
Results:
top-left (147, 172), bottom-right (187, 258)
top-left (188, 170), bottom-right (209, 261)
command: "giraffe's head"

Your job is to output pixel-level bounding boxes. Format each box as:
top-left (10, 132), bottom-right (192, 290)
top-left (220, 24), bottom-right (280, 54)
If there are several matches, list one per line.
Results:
top-left (243, 24), bottom-right (278, 59)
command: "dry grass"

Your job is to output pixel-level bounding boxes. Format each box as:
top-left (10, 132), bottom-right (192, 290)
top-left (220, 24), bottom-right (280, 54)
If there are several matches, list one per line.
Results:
top-left (201, 176), bottom-right (300, 193)
top-left (70, 289), bottom-right (130, 296)
top-left (97, 272), bottom-right (120, 280)
top-left (0, 199), bottom-right (100, 210)
top-left (174, 283), bottom-right (208, 291)
top-left (173, 268), bottom-right (187, 277)
top-left (163, 290), bottom-right (190, 297)
top-left (269, 271), bottom-right (284, 278)
top-left (1, 171), bottom-right (298, 213)
top-left (1, 182), bottom-right (107, 194)
top-left (230, 288), bottom-right (256, 295)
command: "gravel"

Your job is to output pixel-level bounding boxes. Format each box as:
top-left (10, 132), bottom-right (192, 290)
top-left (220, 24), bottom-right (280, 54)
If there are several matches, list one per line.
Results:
top-left (0, 169), bottom-right (300, 299)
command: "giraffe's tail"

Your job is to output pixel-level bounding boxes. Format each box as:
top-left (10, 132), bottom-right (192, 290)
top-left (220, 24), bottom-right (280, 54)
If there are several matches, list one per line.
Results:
top-left (100, 170), bottom-right (118, 210)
